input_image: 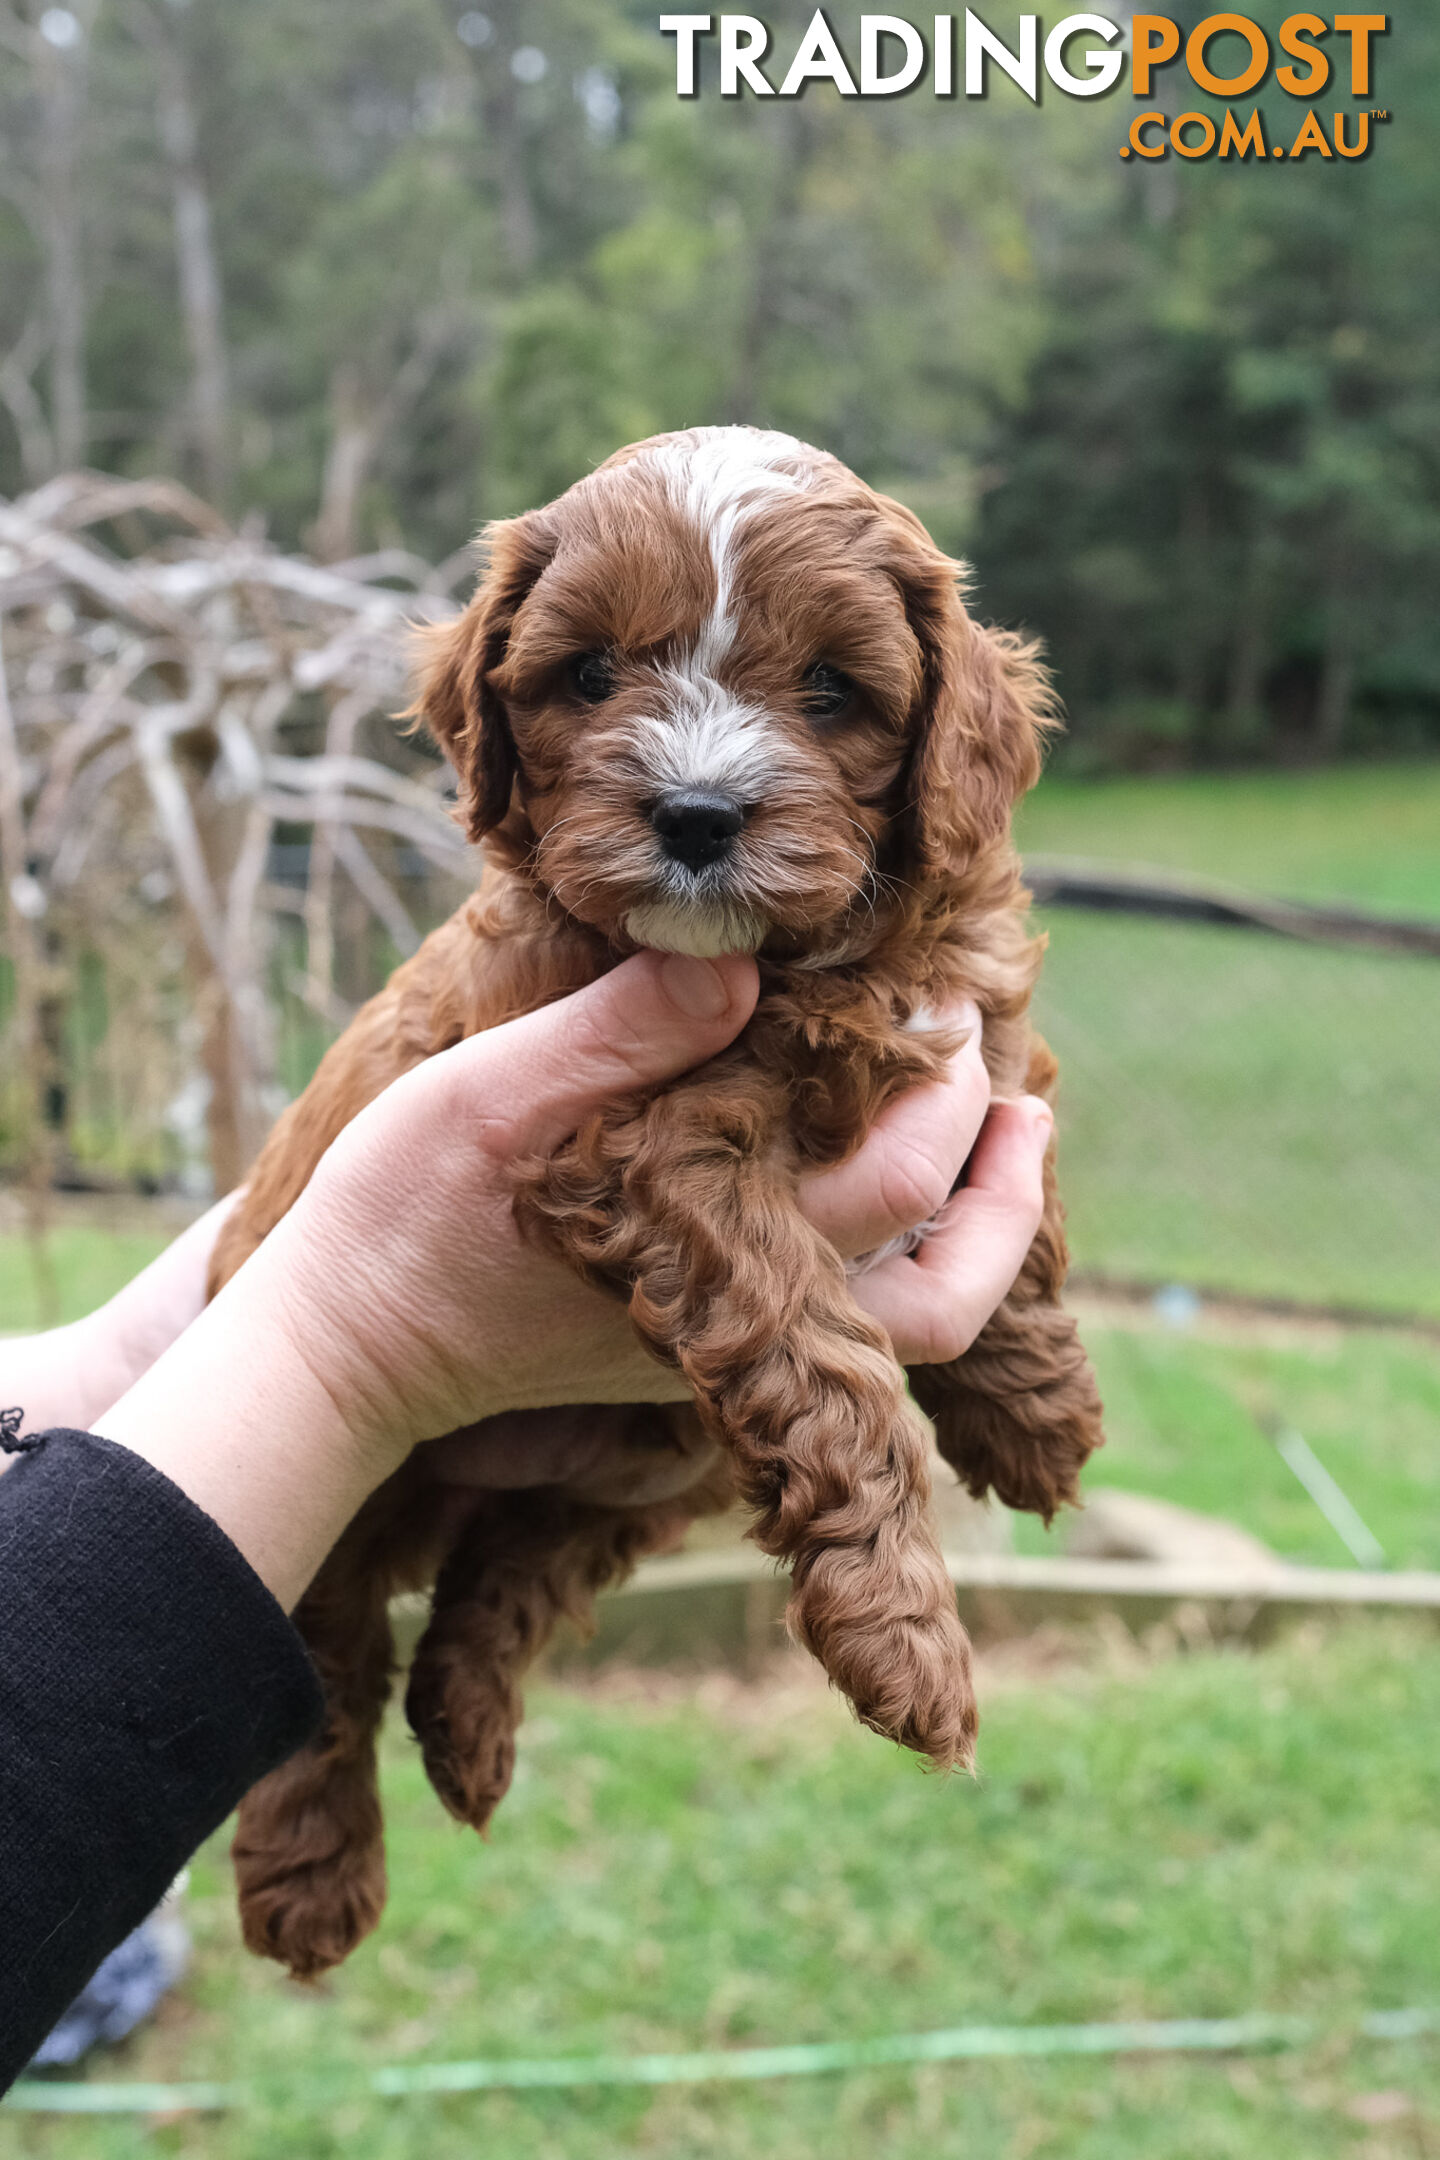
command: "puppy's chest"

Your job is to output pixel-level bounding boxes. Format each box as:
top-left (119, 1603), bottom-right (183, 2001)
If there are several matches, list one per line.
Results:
top-left (741, 997), bottom-right (949, 1170)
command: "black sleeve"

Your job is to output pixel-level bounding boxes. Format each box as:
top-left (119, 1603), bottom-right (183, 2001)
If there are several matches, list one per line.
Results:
top-left (0, 1428), bottom-right (324, 2089)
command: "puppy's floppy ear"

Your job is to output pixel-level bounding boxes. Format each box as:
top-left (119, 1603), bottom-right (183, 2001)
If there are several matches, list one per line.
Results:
top-left (410, 512), bottom-right (556, 842)
top-left (879, 496), bottom-right (1058, 876)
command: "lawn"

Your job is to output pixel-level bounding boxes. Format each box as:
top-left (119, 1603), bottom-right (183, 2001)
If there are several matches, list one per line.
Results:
top-left (1016, 1319), bottom-right (1440, 1572)
top-left (9, 1621), bottom-right (1440, 2159)
top-left (0, 1217), bottom-right (171, 1333)
top-left (1013, 763), bottom-right (1440, 1320)
top-left (1033, 911), bottom-right (1438, 1317)
top-left (1016, 762), bottom-right (1440, 920)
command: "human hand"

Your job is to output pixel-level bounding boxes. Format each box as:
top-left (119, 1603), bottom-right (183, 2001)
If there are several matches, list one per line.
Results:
top-left (801, 1013), bottom-right (1052, 1365)
top-left (413, 988), bottom-right (1052, 1496)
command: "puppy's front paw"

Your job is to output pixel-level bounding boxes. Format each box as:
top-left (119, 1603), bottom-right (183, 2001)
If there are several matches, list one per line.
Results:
top-left (406, 1653), bottom-right (518, 1834)
top-left (912, 1308), bottom-right (1104, 1523)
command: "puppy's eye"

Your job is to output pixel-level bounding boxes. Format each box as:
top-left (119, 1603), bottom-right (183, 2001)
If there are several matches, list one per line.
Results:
top-left (800, 661), bottom-right (854, 719)
top-left (569, 650), bottom-right (616, 704)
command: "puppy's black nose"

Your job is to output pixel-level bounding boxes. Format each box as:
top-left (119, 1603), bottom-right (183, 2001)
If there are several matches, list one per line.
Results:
top-left (650, 789), bottom-right (746, 872)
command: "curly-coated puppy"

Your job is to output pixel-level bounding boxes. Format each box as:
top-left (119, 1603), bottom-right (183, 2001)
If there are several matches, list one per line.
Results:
top-left (210, 425), bottom-right (1103, 1978)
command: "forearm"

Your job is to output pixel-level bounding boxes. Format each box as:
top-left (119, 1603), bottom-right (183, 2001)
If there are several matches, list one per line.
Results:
top-left (1, 1316), bottom-right (119, 1446)
top-left (92, 1227), bottom-right (396, 1614)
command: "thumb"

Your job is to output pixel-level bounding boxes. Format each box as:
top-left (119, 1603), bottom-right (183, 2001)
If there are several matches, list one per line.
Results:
top-left (465, 951), bottom-right (759, 1156)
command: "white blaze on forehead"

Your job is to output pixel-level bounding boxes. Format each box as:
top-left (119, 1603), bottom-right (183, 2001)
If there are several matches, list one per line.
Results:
top-left (645, 426), bottom-right (814, 674)
top-left (612, 430), bottom-right (829, 962)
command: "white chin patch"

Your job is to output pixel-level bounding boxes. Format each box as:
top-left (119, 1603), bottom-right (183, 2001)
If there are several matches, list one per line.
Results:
top-left (625, 899), bottom-right (769, 959)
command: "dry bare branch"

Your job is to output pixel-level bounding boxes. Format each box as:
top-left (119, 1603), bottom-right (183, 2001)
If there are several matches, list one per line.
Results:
top-left (0, 474), bottom-right (469, 1193)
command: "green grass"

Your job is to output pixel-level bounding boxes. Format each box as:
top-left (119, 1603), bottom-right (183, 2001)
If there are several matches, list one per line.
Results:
top-left (0, 1222), bottom-right (169, 1332)
top-left (1009, 764), bottom-right (1440, 1319)
top-left (1033, 911), bottom-right (1439, 1317)
top-left (10, 1621), bottom-right (1440, 2159)
top-left (1017, 763), bottom-right (1440, 920)
top-left (1017, 1321), bottom-right (1440, 1571)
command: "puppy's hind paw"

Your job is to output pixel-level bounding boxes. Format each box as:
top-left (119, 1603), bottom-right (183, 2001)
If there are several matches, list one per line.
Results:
top-left (233, 1841), bottom-right (387, 1981)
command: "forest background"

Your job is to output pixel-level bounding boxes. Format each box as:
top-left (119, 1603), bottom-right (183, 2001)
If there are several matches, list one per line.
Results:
top-left (2, 0), bottom-right (1436, 773)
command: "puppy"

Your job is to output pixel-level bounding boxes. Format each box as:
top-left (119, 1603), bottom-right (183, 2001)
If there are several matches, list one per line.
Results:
top-left (210, 426), bottom-right (1103, 1977)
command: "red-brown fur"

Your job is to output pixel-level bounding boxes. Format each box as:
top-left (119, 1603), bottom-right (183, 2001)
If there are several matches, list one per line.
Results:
top-left (210, 428), bottom-right (1103, 1978)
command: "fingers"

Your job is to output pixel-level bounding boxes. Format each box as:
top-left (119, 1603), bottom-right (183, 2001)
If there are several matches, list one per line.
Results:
top-left (435, 951), bottom-right (760, 1159)
top-left (798, 1002), bottom-right (987, 1258)
top-left (851, 1096), bottom-right (1052, 1366)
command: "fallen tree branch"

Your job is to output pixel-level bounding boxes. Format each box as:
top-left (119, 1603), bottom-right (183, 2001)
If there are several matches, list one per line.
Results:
top-left (0, 475), bottom-right (471, 1189)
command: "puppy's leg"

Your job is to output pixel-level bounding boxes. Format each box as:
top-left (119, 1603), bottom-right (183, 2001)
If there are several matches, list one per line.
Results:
top-left (232, 1555), bottom-right (394, 1979)
top-left (406, 1454), bottom-right (704, 1831)
top-left (520, 1084), bottom-right (977, 1770)
top-left (908, 1046), bottom-right (1103, 1520)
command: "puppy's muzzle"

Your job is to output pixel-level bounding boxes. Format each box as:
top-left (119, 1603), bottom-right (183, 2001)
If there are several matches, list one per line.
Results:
top-left (650, 789), bottom-right (747, 873)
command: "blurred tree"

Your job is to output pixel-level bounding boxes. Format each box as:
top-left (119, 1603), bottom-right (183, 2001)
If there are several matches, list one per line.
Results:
top-left (282, 147), bottom-right (493, 559)
top-left (975, 3), bottom-right (1440, 762)
top-left (117, 0), bottom-right (232, 503)
top-left (0, 0), bottom-right (98, 477)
